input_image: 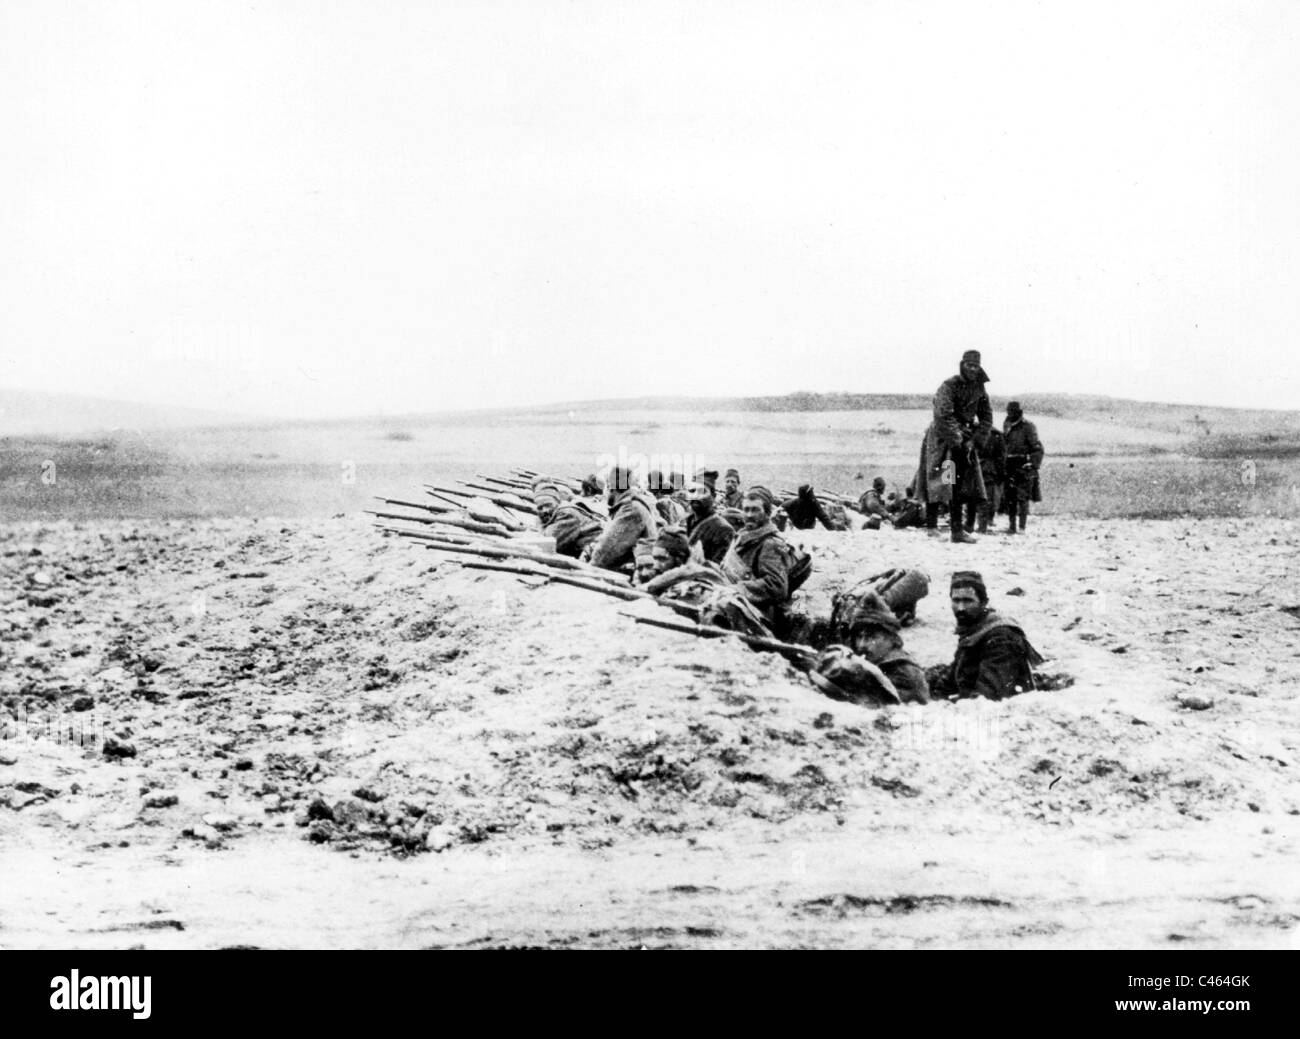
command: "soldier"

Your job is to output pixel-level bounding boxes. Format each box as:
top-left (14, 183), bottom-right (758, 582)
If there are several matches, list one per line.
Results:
top-left (965, 426), bottom-right (1006, 535)
top-left (914, 350), bottom-right (993, 543)
top-left (632, 538), bottom-right (659, 586)
top-left (535, 483), bottom-right (605, 558)
top-left (719, 486), bottom-right (808, 629)
top-left (650, 527), bottom-right (692, 576)
top-left (695, 468), bottom-right (720, 498)
top-left (890, 485), bottom-right (926, 529)
top-left (810, 591), bottom-right (930, 706)
top-left (720, 468), bottom-right (744, 510)
top-left (858, 477), bottom-right (890, 520)
top-left (779, 484), bottom-right (840, 530)
top-left (578, 473), bottom-right (610, 518)
top-left (931, 571), bottom-right (1044, 700)
top-left (585, 467), bottom-right (659, 572)
top-left (648, 470), bottom-right (689, 527)
top-left (667, 471), bottom-right (689, 509)
top-left (1002, 401), bottom-right (1044, 533)
top-left (684, 481), bottom-right (736, 564)
top-left (643, 528), bottom-right (744, 616)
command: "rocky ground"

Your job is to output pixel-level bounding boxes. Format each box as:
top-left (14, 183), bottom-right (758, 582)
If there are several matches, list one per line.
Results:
top-left (1, 514), bottom-right (1298, 948)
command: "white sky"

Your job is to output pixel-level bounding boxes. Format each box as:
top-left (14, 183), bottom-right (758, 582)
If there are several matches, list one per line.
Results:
top-left (2, 0), bottom-right (1297, 418)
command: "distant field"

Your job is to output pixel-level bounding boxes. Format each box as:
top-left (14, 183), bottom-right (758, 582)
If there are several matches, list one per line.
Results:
top-left (3, 402), bottom-right (1299, 521)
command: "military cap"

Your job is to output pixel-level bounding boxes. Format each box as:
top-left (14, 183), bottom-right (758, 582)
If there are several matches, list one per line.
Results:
top-left (950, 570), bottom-right (988, 603)
top-left (533, 483), bottom-right (565, 507)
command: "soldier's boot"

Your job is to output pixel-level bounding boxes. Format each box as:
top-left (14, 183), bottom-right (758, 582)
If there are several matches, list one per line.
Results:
top-left (950, 507), bottom-right (976, 543)
top-left (976, 506), bottom-right (989, 535)
top-left (1018, 502), bottom-right (1029, 531)
top-left (1006, 507), bottom-right (1018, 534)
top-left (925, 503), bottom-right (942, 536)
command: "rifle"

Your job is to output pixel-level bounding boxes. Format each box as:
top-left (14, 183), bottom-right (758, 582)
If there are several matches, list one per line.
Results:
top-left (457, 560), bottom-right (701, 619)
top-left (374, 495), bottom-right (528, 532)
top-left (425, 484), bottom-right (538, 517)
top-left (403, 530), bottom-right (632, 584)
top-left (376, 524), bottom-right (494, 548)
top-left (455, 479), bottom-right (515, 497)
top-left (367, 509), bottom-right (512, 538)
top-left (425, 488), bottom-right (469, 509)
top-left (620, 611), bottom-right (817, 669)
top-left (513, 469), bottom-right (583, 494)
top-left (477, 474), bottom-right (533, 491)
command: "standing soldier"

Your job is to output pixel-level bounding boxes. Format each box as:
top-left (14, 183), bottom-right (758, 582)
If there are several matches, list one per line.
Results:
top-left (1002, 401), bottom-right (1044, 533)
top-left (914, 350), bottom-right (993, 543)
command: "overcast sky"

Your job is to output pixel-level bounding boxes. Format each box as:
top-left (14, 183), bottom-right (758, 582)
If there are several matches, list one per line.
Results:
top-left (2, 0), bottom-right (1297, 418)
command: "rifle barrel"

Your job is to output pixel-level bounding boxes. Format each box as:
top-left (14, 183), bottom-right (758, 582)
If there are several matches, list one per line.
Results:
top-left (367, 510), bottom-right (510, 537)
top-left (622, 611), bottom-right (816, 665)
top-left (411, 535), bottom-right (630, 584)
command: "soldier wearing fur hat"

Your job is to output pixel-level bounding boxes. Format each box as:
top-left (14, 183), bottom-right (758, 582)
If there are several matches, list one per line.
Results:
top-left (651, 527), bottom-right (692, 575)
top-left (914, 351), bottom-right (994, 543)
top-left (632, 538), bottom-right (659, 586)
top-left (584, 467), bottom-right (660, 572)
top-left (811, 590), bottom-right (930, 706)
top-left (644, 529), bottom-right (739, 610)
top-left (1002, 401), bottom-right (1044, 533)
top-left (536, 483), bottom-right (606, 558)
top-left (684, 481), bottom-right (736, 564)
top-left (695, 468), bottom-right (720, 497)
top-left (932, 570), bottom-right (1044, 700)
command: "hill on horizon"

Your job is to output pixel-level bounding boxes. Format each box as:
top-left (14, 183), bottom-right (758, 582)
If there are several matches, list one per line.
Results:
top-left (0, 387), bottom-right (265, 437)
top-left (5, 386), bottom-right (1299, 442)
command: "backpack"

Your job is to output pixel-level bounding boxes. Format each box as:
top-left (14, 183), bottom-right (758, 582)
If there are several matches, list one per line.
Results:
top-left (768, 534), bottom-right (813, 594)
